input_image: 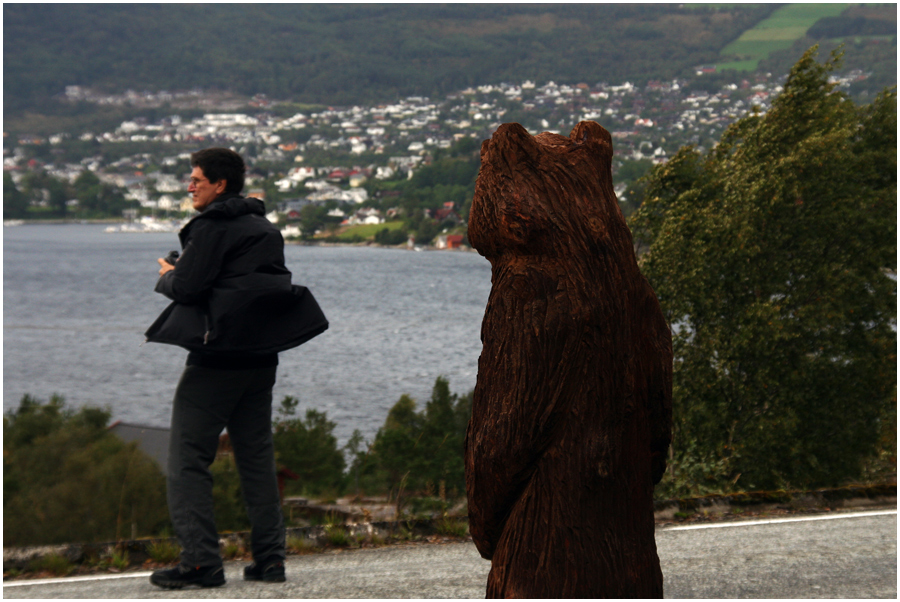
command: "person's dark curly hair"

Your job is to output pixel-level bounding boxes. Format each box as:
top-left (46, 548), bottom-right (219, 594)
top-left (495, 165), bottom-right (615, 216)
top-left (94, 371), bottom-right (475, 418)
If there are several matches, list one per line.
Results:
top-left (190, 147), bottom-right (245, 194)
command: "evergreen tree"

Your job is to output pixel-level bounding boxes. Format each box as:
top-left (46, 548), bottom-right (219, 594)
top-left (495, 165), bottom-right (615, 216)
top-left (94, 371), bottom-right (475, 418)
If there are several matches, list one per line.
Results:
top-left (371, 394), bottom-right (424, 491)
top-left (272, 398), bottom-right (346, 496)
top-left (419, 377), bottom-right (467, 494)
top-left (367, 378), bottom-right (472, 495)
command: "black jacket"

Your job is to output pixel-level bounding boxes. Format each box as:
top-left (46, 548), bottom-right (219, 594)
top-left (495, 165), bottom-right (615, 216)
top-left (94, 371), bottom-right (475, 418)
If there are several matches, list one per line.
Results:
top-left (145, 193), bottom-right (328, 355)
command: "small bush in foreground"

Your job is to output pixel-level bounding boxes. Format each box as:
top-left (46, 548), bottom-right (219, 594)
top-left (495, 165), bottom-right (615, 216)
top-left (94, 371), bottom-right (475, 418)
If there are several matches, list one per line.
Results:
top-left (435, 516), bottom-right (468, 537)
top-left (146, 539), bottom-right (181, 564)
top-left (28, 554), bottom-right (73, 576)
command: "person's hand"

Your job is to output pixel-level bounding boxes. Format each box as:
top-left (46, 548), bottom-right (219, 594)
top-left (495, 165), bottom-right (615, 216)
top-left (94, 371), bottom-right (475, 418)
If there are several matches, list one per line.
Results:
top-left (158, 257), bottom-right (175, 277)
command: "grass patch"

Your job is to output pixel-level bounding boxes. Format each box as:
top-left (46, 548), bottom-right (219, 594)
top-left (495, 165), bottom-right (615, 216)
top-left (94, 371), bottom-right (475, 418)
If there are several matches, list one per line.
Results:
top-left (719, 3), bottom-right (850, 69)
top-left (328, 221), bottom-right (405, 242)
top-left (367, 531), bottom-right (385, 546)
top-left (391, 522), bottom-right (421, 543)
top-left (716, 59), bottom-right (763, 72)
top-left (324, 525), bottom-right (352, 547)
top-left (757, 3), bottom-right (848, 28)
top-left (108, 550), bottom-right (130, 570)
top-left (146, 539), bottom-right (181, 564)
top-left (322, 512), bottom-right (353, 547)
top-left (434, 516), bottom-right (468, 537)
top-left (287, 535), bottom-right (318, 554)
top-left (740, 26), bottom-right (810, 41)
top-left (28, 554), bottom-right (74, 576)
top-left (222, 540), bottom-right (245, 560)
top-left (407, 496), bottom-right (448, 517)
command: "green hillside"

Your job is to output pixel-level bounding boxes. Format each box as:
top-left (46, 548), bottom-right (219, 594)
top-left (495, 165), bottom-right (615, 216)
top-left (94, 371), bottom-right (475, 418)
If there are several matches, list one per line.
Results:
top-left (4, 4), bottom-right (773, 115)
top-left (758, 4), bottom-right (897, 95)
top-left (4, 3), bottom-right (894, 130)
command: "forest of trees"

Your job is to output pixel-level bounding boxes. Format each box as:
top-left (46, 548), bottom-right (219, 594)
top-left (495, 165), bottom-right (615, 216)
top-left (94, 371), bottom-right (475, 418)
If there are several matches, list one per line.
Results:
top-left (3, 170), bottom-right (135, 220)
top-left (5, 4), bottom-right (776, 115)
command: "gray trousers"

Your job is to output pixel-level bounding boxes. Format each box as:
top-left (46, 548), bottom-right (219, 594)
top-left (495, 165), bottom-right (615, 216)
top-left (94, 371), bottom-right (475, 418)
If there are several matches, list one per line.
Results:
top-left (167, 364), bottom-right (285, 567)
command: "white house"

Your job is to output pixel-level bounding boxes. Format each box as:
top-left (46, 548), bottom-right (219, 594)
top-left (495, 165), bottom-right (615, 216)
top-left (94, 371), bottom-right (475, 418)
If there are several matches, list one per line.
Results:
top-left (375, 166), bottom-right (396, 180)
top-left (281, 224), bottom-right (301, 238)
top-left (157, 195), bottom-right (176, 210)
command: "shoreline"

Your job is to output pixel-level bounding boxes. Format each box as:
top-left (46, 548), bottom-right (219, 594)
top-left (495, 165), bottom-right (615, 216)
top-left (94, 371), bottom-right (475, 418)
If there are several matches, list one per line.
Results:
top-left (6, 220), bottom-right (477, 252)
top-left (285, 239), bottom-right (478, 252)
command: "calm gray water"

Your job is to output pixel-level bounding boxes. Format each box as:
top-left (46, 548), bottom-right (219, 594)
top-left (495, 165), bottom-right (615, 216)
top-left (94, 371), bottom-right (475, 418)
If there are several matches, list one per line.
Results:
top-left (3, 224), bottom-right (492, 444)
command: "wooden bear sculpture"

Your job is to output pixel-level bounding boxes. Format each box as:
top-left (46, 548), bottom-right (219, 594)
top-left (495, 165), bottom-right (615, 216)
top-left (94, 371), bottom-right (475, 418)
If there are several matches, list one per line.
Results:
top-left (465, 121), bottom-right (673, 598)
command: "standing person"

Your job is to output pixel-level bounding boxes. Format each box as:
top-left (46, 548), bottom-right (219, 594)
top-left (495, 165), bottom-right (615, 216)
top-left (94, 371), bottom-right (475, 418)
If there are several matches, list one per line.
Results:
top-left (145, 148), bottom-right (327, 589)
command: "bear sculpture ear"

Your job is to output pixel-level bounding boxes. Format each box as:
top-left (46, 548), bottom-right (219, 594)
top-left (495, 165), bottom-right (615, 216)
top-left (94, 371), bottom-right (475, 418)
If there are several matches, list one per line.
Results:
top-left (570, 121), bottom-right (613, 164)
top-left (488, 122), bottom-right (540, 171)
top-left (469, 123), bottom-right (545, 254)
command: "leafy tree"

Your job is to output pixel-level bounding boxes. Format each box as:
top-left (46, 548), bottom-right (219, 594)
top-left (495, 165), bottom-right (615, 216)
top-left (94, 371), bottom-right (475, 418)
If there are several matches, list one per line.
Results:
top-left (72, 169), bottom-right (128, 217)
top-left (3, 395), bottom-right (170, 545)
top-left (273, 397), bottom-right (346, 496)
top-left (20, 171), bottom-right (69, 217)
top-left (3, 172), bottom-right (29, 218)
top-left (413, 218), bottom-right (440, 246)
top-left (298, 204), bottom-right (324, 238)
top-left (374, 226), bottom-right (408, 246)
top-left (629, 47), bottom-right (896, 492)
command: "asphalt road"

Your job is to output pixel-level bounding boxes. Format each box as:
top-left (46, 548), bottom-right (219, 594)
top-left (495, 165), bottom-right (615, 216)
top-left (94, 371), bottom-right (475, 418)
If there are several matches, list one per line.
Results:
top-left (4, 509), bottom-right (895, 599)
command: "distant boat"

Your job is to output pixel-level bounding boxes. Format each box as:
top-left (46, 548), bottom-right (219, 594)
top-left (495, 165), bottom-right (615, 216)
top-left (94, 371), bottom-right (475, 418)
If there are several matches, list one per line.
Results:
top-left (3, 220), bottom-right (24, 227)
top-left (104, 216), bottom-right (187, 233)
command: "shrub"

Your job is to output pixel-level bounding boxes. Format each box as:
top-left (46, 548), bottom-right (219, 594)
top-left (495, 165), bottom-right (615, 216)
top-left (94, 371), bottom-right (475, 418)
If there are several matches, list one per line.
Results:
top-left (287, 535), bottom-right (317, 554)
top-left (28, 554), bottom-right (74, 576)
top-left (222, 540), bottom-right (245, 559)
top-left (146, 539), bottom-right (181, 564)
top-left (3, 395), bottom-right (170, 546)
top-left (107, 549), bottom-right (129, 570)
top-left (374, 226), bottom-right (408, 245)
top-left (434, 516), bottom-right (468, 538)
top-left (324, 525), bottom-right (351, 547)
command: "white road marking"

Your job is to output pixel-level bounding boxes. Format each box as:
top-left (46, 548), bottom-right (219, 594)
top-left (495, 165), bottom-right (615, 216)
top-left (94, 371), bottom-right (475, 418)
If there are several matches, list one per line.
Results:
top-left (663, 509), bottom-right (897, 531)
top-left (4, 571), bottom-right (153, 587)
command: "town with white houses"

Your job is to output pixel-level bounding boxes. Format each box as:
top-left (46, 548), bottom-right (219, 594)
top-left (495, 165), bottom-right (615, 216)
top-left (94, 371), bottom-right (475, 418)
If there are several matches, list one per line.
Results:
top-left (3, 67), bottom-right (872, 238)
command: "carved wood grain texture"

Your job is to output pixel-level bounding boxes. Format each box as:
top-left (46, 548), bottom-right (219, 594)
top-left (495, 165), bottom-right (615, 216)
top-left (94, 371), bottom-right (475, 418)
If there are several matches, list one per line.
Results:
top-left (465, 121), bottom-right (673, 598)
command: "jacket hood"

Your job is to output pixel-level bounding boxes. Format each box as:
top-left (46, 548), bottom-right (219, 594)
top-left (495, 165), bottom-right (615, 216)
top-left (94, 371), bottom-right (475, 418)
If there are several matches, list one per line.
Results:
top-left (200, 193), bottom-right (266, 219)
top-left (178, 194), bottom-right (266, 245)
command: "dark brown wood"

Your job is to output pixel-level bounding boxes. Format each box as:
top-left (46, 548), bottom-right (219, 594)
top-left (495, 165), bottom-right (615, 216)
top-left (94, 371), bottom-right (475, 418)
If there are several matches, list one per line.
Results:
top-left (465, 122), bottom-right (673, 598)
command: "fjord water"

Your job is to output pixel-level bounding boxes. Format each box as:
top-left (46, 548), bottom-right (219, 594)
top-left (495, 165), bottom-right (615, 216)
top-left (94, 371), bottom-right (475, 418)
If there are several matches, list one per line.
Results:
top-left (3, 224), bottom-right (492, 443)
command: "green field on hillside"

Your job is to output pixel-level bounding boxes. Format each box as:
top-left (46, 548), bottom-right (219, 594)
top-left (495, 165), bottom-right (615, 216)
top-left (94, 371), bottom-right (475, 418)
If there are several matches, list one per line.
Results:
top-left (331, 221), bottom-right (406, 242)
top-left (719, 3), bottom-right (849, 71)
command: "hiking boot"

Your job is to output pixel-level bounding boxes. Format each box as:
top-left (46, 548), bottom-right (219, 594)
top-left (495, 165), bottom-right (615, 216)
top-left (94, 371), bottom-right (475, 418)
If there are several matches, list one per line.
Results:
top-left (150, 563), bottom-right (226, 589)
top-left (243, 557), bottom-right (286, 582)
